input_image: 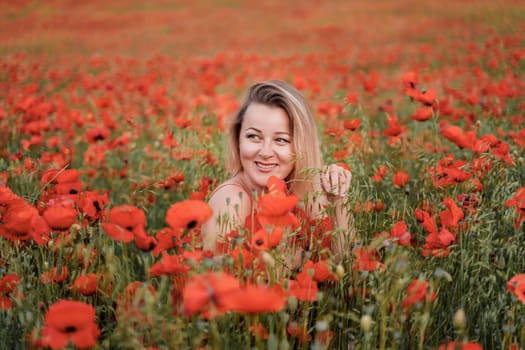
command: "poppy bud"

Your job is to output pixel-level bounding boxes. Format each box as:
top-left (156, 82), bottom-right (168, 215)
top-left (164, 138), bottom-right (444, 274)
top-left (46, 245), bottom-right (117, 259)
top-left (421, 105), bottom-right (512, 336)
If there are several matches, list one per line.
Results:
top-left (336, 264), bottom-right (345, 279)
top-left (104, 247), bottom-right (115, 263)
top-left (360, 314), bottom-right (373, 331)
top-left (279, 339), bottom-right (290, 350)
top-left (315, 320), bottom-right (329, 332)
top-left (453, 309), bottom-right (466, 329)
top-left (287, 297), bottom-right (298, 312)
top-left (144, 290), bottom-right (156, 309)
top-left (262, 251), bottom-right (275, 268)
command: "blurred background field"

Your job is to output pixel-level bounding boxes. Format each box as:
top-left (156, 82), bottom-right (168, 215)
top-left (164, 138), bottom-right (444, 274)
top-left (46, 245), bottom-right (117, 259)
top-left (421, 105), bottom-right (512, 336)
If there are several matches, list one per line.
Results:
top-left (2, 0), bottom-right (524, 58)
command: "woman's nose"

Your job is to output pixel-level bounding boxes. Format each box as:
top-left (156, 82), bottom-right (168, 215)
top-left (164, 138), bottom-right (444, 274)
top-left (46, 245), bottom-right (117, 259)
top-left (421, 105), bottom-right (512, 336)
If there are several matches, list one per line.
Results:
top-left (259, 140), bottom-right (274, 158)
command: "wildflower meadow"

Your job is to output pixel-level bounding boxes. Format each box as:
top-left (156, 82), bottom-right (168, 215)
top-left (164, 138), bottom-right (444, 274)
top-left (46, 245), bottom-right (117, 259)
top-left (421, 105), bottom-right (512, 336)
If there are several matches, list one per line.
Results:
top-left (1, 1), bottom-right (524, 349)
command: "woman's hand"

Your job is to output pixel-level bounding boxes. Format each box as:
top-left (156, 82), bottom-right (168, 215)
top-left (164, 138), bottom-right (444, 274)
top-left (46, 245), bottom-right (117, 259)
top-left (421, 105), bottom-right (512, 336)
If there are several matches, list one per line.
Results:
top-left (320, 164), bottom-right (352, 199)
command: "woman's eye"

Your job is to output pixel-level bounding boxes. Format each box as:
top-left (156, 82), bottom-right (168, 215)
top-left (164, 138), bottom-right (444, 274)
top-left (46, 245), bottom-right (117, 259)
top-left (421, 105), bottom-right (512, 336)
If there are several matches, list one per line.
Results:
top-left (276, 138), bottom-right (290, 144)
top-left (247, 134), bottom-right (260, 140)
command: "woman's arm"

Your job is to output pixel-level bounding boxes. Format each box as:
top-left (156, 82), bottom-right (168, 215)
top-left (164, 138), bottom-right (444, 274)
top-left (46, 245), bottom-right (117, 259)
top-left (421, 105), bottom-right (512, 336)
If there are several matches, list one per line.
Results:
top-left (319, 164), bottom-right (356, 261)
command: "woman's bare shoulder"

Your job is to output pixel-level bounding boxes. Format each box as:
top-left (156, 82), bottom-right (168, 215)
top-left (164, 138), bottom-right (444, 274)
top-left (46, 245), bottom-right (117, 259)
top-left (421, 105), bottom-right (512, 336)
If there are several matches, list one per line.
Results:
top-left (208, 180), bottom-right (252, 213)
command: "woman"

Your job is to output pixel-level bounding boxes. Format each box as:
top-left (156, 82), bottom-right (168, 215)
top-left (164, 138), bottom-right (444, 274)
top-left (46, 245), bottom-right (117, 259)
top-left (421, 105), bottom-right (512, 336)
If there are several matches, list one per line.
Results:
top-left (201, 80), bottom-right (354, 263)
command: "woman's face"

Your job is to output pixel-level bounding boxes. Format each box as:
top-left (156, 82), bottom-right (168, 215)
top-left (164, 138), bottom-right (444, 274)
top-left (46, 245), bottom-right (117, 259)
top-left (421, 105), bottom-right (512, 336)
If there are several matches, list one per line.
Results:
top-left (238, 102), bottom-right (295, 192)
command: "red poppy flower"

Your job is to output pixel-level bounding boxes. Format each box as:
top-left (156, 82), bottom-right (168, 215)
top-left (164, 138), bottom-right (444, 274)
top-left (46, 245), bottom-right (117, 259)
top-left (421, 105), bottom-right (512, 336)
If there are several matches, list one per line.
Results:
top-left (298, 260), bottom-right (338, 283)
top-left (353, 246), bottom-right (384, 272)
top-left (286, 275), bottom-right (319, 302)
top-left (411, 106), bottom-right (433, 121)
top-left (457, 193), bottom-right (480, 214)
top-left (194, 177), bottom-right (212, 199)
top-left (428, 155), bottom-right (473, 188)
top-left (78, 191), bottom-right (109, 222)
top-left (0, 186), bottom-right (18, 205)
top-left (40, 299), bottom-right (100, 349)
top-left (41, 169), bottom-right (83, 196)
top-left (332, 149), bottom-right (349, 161)
top-left (357, 70), bottom-right (379, 95)
top-left (422, 228), bottom-right (456, 257)
top-left (345, 92), bottom-right (359, 105)
top-left (415, 208), bottom-right (438, 234)
top-left (0, 273), bottom-right (22, 310)
top-left (266, 176), bottom-right (287, 193)
top-left (414, 89), bottom-right (438, 107)
top-left (0, 274), bottom-right (21, 294)
top-left (343, 118), bottom-right (361, 131)
top-left (181, 271), bottom-right (241, 318)
top-left (257, 179), bottom-right (299, 228)
top-left (507, 274), bottom-right (525, 304)
top-left (401, 71), bottom-right (418, 91)
top-left (162, 131), bottom-right (179, 148)
top-left (41, 169), bottom-right (82, 186)
top-left (438, 342), bottom-right (483, 350)
top-left (42, 199), bottom-right (78, 231)
top-left (149, 251), bottom-right (190, 277)
top-left (251, 226), bottom-right (284, 251)
top-left (251, 228), bottom-right (269, 251)
top-left (402, 279), bottom-right (436, 310)
top-left (152, 227), bottom-right (183, 256)
top-left (371, 165), bottom-right (388, 182)
top-left (132, 230), bottom-right (156, 251)
top-left (101, 205), bottom-right (147, 243)
top-left (29, 214), bottom-right (52, 245)
top-left (0, 295), bottom-right (12, 310)
top-left (473, 133), bottom-right (499, 154)
top-left (223, 284), bottom-right (286, 314)
top-left (101, 222), bottom-right (135, 243)
top-left (439, 198), bottom-right (464, 229)
top-left (184, 249), bottom-right (210, 263)
top-left (156, 171), bottom-right (186, 190)
top-left (390, 221), bottom-right (411, 246)
top-left (227, 247), bottom-right (255, 269)
top-left (266, 226), bottom-right (285, 248)
top-left (382, 114), bottom-right (405, 137)
top-left (439, 122), bottom-right (476, 149)
top-left (0, 199), bottom-right (39, 241)
top-left (166, 200), bottom-right (213, 231)
top-left (504, 187), bottom-right (525, 228)
top-left (85, 126), bottom-right (110, 143)
top-left (296, 214), bottom-right (334, 251)
top-left (69, 273), bottom-right (101, 296)
top-left (393, 171), bottom-right (409, 188)
top-left (40, 267), bottom-right (69, 284)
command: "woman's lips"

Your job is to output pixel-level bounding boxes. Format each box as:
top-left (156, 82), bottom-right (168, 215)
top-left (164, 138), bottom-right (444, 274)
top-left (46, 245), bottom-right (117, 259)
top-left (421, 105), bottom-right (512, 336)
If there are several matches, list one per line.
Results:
top-left (255, 161), bottom-right (277, 171)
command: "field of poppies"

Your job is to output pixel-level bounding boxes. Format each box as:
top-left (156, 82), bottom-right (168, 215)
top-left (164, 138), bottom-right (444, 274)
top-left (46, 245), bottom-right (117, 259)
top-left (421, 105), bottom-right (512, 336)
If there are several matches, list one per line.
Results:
top-left (1, 0), bottom-right (525, 349)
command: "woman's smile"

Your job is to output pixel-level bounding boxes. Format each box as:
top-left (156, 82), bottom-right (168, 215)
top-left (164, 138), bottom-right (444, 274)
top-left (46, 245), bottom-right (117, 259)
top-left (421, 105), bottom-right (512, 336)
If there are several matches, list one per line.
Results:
top-left (255, 161), bottom-right (278, 171)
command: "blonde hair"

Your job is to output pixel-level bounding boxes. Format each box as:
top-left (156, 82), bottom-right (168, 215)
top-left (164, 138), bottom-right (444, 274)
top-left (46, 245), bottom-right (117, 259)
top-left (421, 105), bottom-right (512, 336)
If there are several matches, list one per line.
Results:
top-left (226, 80), bottom-right (323, 198)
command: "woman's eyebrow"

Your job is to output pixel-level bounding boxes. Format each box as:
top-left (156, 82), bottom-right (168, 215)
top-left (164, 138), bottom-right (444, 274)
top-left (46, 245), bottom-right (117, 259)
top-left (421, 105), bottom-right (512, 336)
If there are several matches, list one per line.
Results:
top-left (245, 127), bottom-right (290, 135)
top-left (245, 127), bottom-right (261, 133)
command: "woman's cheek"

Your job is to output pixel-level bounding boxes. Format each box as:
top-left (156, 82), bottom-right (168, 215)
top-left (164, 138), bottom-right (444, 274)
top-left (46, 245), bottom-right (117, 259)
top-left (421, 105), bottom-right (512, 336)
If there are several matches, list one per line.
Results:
top-left (278, 145), bottom-right (295, 163)
top-left (239, 141), bottom-right (258, 158)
